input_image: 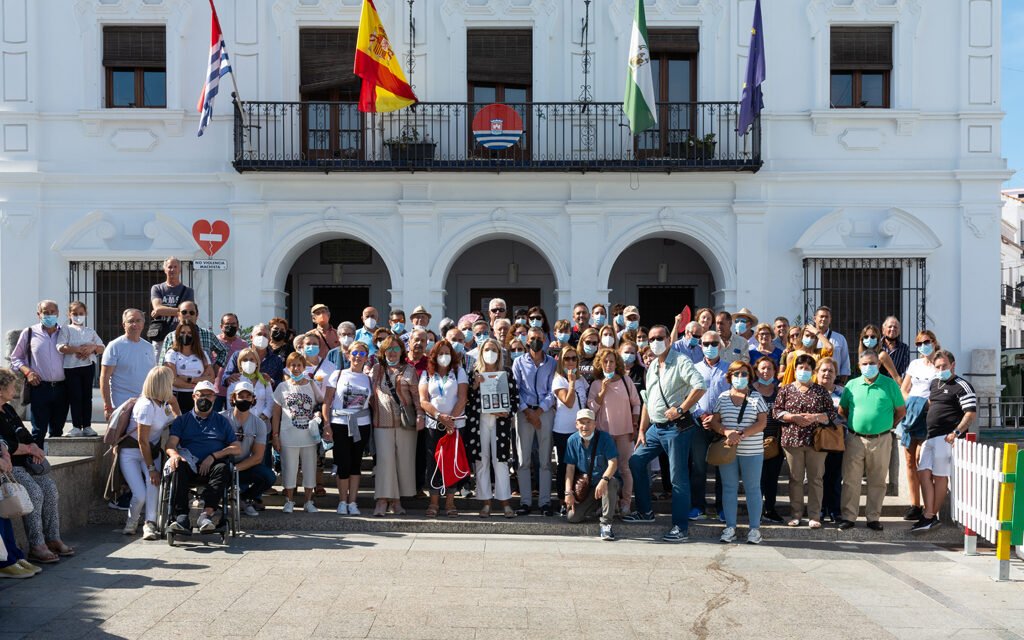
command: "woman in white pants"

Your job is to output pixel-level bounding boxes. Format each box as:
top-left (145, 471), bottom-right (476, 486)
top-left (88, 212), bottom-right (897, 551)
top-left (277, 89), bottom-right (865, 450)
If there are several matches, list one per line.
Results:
top-left (118, 367), bottom-right (179, 539)
top-left (463, 338), bottom-right (519, 518)
top-left (272, 352), bottom-right (323, 514)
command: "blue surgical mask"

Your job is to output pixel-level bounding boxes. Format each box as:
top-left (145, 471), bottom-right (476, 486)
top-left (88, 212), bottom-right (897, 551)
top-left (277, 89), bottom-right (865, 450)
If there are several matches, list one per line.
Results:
top-left (475, 334), bottom-right (489, 347)
top-left (289, 373), bottom-right (306, 383)
top-left (510, 351), bottom-right (524, 360)
top-left (731, 375), bottom-right (749, 390)
top-left (801, 336), bottom-right (815, 348)
top-left (303, 345), bottom-right (320, 357)
top-left (623, 353), bottom-right (637, 365)
top-left (518, 335), bottom-right (528, 345)
top-left (386, 356), bottom-right (401, 367)
top-left (918, 343), bottom-right (934, 357)
top-left (637, 340), bottom-right (648, 349)
top-left (426, 340), bottom-right (435, 352)
top-left (702, 345), bottom-right (719, 360)
top-left (614, 314), bottom-right (625, 327)
top-left (939, 369), bottom-right (952, 381)
top-left (555, 332), bottom-right (570, 343)
top-left (529, 319), bottom-right (543, 329)
top-left (627, 320), bottom-right (640, 331)
top-left (604, 371), bottom-right (615, 380)
top-left (863, 337), bottom-right (878, 349)
top-left (795, 369), bottom-right (813, 384)
top-left (735, 321), bottom-right (748, 334)
top-left (687, 336), bottom-right (700, 348)
top-left (592, 314), bottom-right (606, 326)
top-left (862, 364), bottom-right (880, 379)
top-left (451, 341), bottom-right (465, 354)
top-left (41, 315), bottom-right (58, 328)
top-left (757, 377), bottom-right (774, 386)
top-left (583, 343), bottom-right (598, 356)
top-left (463, 329), bottom-right (473, 342)
top-left (391, 322), bottom-right (405, 334)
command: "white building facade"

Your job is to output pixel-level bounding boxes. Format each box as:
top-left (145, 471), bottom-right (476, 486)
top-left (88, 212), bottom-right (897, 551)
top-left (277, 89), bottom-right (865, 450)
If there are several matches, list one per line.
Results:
top-left (0, 0), bottom-right (1012, 391)
top-left (1001, 190), bottom-right (1024, 350)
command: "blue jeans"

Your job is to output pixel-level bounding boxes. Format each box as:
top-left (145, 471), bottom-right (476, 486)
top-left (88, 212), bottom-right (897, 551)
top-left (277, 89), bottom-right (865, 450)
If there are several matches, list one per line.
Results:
top-left (719, 454), bottom-right (764, 529)
top-left (0, 517), bottom-right (25, 568)
top-left (630, 424), bottom-right (694, 529)
top-left (238, 463), bottom-right (276, 502)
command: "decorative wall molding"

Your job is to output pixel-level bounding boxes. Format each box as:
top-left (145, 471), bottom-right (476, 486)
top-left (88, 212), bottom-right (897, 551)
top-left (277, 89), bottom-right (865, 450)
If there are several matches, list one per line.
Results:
top-left (794, 207), bottom-right (941, 256)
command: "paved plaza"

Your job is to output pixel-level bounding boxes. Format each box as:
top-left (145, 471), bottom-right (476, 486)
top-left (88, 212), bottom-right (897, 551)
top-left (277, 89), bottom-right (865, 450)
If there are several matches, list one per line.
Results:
top-left (2, 527), bottom-right (1024, 640)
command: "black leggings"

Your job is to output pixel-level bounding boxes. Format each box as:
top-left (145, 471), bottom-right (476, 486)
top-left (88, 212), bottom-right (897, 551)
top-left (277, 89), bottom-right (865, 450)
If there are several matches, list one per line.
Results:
top-left (333, 424), bottom-right (370, 479)
top-left (552, 432), bottom-right (571, 502)
top-left (761, 451), bottom-right (784, 512)
top-left (65, 363), bottom-right (95, 429)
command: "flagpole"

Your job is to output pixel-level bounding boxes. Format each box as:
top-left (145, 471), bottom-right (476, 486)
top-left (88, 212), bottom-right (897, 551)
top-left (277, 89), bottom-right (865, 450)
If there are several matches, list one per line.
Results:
top-left (210, 0), bottom-right (248, 133)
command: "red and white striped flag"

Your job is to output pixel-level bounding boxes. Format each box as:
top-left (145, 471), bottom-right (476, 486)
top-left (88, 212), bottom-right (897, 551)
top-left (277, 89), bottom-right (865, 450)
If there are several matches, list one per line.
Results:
top-left (196, 0), bottom-right (234, 137)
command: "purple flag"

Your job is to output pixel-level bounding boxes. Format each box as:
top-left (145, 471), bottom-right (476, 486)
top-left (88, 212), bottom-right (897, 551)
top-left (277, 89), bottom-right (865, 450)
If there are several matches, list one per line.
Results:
top-left (738, 0), bottom-right (765, 136)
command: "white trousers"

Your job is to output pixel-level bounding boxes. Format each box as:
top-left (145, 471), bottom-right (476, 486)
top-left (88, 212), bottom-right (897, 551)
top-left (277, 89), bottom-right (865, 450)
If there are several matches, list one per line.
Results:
top-left (475, 414), bottom-right (511, 501)
top-left (281, 444), bottom-right (318, 490)
top-left (119, 447), bottom-right (160, 524)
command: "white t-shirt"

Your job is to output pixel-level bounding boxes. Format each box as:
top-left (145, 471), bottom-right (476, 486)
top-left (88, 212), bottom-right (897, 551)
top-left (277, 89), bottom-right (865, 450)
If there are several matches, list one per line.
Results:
top-left (420, 367), bottom-right (468, 417)
top-left (273, 381), bottom-right (322, 448)
top-left (328, 369), bottom-right (372, 426)
top-left (905, 358), bottom-right (937, 398)
top-left (56, 324), bottom-right (103, 369)
top-left (227, 376), bottom-right (273, 420)
top-left (164, 349), bottom-right (209, 392)
top-left (304, 358), bottom-right (338, 396)
top-left (551, 374), bottom-right (591, 435)
top-left (127, 397), bottom-right (175, 445)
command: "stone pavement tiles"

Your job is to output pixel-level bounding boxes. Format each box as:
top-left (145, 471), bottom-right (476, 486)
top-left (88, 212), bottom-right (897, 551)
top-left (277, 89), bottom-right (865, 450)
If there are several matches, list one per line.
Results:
top-left (1, 526), bottom-right (1024, 640)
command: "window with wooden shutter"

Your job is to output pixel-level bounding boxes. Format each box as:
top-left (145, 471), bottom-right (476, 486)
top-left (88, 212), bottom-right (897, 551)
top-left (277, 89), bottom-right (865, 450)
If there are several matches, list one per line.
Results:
top-left (467, 29), bottom-right (532, 87)
top-left (299, 28), bottom-right (360, 95)
top-left (103, 26), bottom-right (166, 108)
top-left (830, 26), bottom-right (892, 108)
top-left (298, 28), bottom-right (364, 160)
top-left (636, 29), bottom-right (699, 157)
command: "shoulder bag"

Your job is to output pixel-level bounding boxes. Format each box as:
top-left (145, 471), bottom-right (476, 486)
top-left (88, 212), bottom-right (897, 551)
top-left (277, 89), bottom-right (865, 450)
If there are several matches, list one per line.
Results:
top-left (382, 365), bottom-right (417, 430)
top-left (572, 431), bottom-right (602, 503)
top-left (813, 423), bottom-right (846, 452)
top-left (0, 472), bottom-right (34, 517)
top-left (706, 395), bottom-right (748, 466)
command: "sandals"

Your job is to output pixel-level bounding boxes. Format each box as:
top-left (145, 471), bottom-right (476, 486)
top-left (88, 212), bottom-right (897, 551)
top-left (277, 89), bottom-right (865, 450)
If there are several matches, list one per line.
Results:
top-left (390, 503), bottom-right (406, 516)
top-left (28, 550), bottom-right (59, 564)
top-left (314, 485), bottom-right (327, 498)
top-left (446, 509), bottom-right (459, 518)
top-left (46, 542), bottom-right (74, 557)
top-left (503, 505), bottom-right (516, 519)
top-left (425, 506), bottom-right (439, 518)
top-left (787, 518), bottom-right (802, 527)
top-left (479, 504), bottom-right (491, 518)
top-left (373, 501), bottom-right (387, 517)
top-left (808, 519), bottom-right (822, 529)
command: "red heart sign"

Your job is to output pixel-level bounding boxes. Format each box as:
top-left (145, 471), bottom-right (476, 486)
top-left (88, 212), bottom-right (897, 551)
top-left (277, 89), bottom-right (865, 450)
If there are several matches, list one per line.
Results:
top-left (191, 219), bottom-right (230, 257)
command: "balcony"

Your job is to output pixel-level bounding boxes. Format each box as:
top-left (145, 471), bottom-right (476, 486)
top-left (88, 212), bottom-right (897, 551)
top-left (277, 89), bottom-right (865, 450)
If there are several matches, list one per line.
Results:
top-left (231, 100), bottom-right (761, 173)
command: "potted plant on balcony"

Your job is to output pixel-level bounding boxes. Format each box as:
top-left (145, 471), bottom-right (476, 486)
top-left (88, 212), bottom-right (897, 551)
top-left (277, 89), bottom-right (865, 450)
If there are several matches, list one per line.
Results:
top-left (384, 126), bottom-right (436, 165)
top-left (683, 132), bottom-right (716, 160)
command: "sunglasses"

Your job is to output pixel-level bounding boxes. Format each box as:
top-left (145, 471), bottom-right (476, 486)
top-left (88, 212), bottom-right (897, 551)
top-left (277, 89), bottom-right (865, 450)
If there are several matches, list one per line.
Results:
top-left (490, 307), bottom-right (506, 313)
top-left (701, 342), bottom-right (717, 347)
top-left (584, 341), bottom-right (599, 347)
top-left (529, 316), bottom-right (543, 321)
top-left (563, 355), bottom-right (578, 361)
top-left (385, 347), bottom-right (401, 354)
top-left (915, 340), bottom-right (932, 346)
top-left (350, 351), bottom-right (368, 358)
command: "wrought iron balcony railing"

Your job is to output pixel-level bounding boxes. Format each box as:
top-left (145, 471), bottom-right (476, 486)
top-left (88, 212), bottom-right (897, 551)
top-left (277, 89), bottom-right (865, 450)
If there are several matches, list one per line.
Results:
top-left (231, 99), bottom-right (761, 173)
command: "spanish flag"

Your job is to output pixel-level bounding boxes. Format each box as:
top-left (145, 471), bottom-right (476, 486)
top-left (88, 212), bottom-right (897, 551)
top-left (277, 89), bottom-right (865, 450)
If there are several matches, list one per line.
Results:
top-left (354, 0), bottom-right (418, 113)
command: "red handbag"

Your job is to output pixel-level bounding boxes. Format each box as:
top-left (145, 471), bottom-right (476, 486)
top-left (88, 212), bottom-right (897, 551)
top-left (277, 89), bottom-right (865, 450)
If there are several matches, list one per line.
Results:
top-left (430, 429), bottom-right (470, 495)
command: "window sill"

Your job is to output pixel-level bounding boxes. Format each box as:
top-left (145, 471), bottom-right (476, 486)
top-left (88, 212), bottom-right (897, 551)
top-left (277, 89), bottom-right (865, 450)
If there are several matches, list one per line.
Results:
top-left (79, 109), bottom-right (188, 137)
top-left (809, 109), bottom-right (919, 136)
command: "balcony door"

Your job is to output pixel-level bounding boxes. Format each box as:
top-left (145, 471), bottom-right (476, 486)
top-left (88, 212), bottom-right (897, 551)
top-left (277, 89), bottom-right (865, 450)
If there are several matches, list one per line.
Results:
top-left (467, 29), bottom-right (532, 160)
top-left (300, 29), bottom-right (364, 160)
top-left (635, 30), bottom-right (698, 158)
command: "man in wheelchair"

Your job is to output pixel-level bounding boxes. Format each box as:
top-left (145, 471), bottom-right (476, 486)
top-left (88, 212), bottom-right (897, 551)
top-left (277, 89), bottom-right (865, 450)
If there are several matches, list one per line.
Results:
top-left (164, 381), bottom-right (240, 534)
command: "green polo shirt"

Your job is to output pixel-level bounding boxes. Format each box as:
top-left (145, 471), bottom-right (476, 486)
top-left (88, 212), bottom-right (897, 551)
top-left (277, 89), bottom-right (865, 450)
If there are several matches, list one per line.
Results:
top-left (839, 373), bottom-right (905, 435)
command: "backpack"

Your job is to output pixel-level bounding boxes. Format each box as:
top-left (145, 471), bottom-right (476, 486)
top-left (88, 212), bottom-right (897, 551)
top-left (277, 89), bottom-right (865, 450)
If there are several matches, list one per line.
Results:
top-left (103, 397), bottom-right (139, 448)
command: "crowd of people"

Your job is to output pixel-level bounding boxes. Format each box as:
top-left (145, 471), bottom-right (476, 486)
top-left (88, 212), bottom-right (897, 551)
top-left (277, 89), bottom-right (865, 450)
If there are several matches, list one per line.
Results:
top-left (0, 256), bottom-right (978, 576)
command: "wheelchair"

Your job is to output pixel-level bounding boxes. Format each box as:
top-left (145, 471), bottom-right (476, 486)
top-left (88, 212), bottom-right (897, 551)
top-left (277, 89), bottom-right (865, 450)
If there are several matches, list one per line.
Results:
top-left (155, 461), bottom-right (241, 547)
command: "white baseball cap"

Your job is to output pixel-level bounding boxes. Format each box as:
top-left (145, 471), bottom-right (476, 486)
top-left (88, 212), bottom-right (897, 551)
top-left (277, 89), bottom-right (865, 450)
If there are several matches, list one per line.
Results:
top-left (194, 380), bottom-right (216, 394)
top-left (232, 380), bottom-right (255, 395)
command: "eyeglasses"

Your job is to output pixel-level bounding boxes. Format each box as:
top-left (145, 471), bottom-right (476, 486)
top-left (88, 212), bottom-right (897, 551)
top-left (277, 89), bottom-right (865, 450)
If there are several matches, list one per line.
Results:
top-left (385, 347), bottom-right (401, 354)
top-left (181, 310), bottom-right (197, 316)
top-left (490, 307), bottom-right (506, 313)
top-left (350, 351), bottom-right (368, 358)
top-left (915, 340), bottom-right (932, 346)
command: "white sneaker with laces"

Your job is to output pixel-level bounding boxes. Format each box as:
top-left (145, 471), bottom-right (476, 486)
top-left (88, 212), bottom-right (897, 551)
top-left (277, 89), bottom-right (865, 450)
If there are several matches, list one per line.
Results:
top-left (337, 502), bottom-right (349, 515)
top-left (82, 427), bottom-right (99, 437)
top-left (747, 529), bottom-right (763, 545)
top-left (197, 513), bottom-right (216, 532)
top-left (122, 515), bottom-right (140, 535)
top-left (67, 428), bottom-right (84, 438)
top-left (347, 502), bottom-right (360, 515)
top-left (720, 527), bottom-right (737, 543)
top-left (305, 501), bottom-right (318, 513)
top-left (142, 522), bottom-right (159, 540)
top-left (243, 502), bottom-right (259, 517)
top-left (282, 500), bottom-right (295, 514)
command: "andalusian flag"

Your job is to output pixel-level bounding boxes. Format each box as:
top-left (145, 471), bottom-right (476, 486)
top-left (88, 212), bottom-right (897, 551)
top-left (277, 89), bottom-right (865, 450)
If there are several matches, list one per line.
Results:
top-left (354, 0), bottom-right (418, 113)
top-left (623, 0), bottom-right (657, 136)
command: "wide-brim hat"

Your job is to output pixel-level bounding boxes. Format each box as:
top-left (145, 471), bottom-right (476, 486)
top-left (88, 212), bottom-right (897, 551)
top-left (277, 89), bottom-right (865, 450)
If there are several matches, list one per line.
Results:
top-left (410, 305), bottom-right (432, 320)
top-left (310, 303), bottom-right (329, 314)
top-left (623, 305), bottom-right (640, 319)
top-left (734, 308), bottom-right (758, 324)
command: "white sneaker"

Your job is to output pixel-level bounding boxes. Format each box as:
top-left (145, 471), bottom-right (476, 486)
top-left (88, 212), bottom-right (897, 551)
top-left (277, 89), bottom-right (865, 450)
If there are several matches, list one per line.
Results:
top-left (720, 527), bottom-right (737, 543)
top-left (82, 427), bottom-right (99, 437)
top-left (305, 501), bottom-right (318, 513)
top-left (243, 502), bottom-right (259, 517)
top-left (67, 428), bottom-right (84, 438)
top-left (122, 516), bottom-right (140, 535)
top-left (282, 500), bottom-right (295, 514)
top-left (337, 502), bottom-right (349, 515)
top-left (347, 502), bottom-right (360, 515)
top-left (197, 513), bottom-right (216, 532)
top-left (142, 522), bottom-right (159, 540)
top-left (747, 529), bottom-right (763, 545)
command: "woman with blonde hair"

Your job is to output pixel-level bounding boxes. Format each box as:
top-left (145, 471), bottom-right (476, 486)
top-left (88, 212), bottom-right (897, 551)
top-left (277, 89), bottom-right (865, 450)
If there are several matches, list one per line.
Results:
top-left (118, 366), bottom-right (180, 538)
top-left (857, 325), bottom-right (900, 380)
top-left (551, 344), bottom-right (590, 513)
top-left (779, 324), bottom-right (834, 386)
top-left (576, 327), bottom-right (601, 383)
top-left (588, 347), bottom-right (641, 515)
top-left (898, 329), bottom-right (941, 522)
top-left (228, 348), bottom-right (273, 425)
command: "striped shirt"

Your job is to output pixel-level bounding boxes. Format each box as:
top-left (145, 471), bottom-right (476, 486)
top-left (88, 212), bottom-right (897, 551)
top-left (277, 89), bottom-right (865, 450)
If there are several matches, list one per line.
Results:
top-left (715, 390), bottom-right (768, 456)
top-left (926, 375), bottom-right (977, 439)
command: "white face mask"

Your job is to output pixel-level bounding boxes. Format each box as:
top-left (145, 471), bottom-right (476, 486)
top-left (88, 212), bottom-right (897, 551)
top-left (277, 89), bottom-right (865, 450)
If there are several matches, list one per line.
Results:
top-left (601, 335), bottom-right (615, 348)
top-left (649, 339), bottom-right (667, 356)
top-left (70, 315), bottom-right (86, 326)
top-left (437, 354), bottom-right (452, 368)
top-left (240, 361), bottom-right (257, 375)
top-left (483, 350), bottom-right (498, 365)
top-left (251, 335), bottom-right (269, 349)
top-left (364, 317), bottom-right (377, 330)
top-left (340, 335), bottom-right (354, 348)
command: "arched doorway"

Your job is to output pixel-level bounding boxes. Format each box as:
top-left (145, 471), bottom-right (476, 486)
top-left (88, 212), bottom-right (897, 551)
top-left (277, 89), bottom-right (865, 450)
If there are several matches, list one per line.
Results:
top-left (284, 238), bottom-right (393, 330)
top-left (444, 239), bottom-right (557, 318)
top-left (607, 237), bottom-right (716, 327)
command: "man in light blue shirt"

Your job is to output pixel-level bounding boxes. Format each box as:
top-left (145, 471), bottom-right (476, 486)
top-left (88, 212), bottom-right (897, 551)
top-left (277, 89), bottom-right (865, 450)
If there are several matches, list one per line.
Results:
top-left (511, 327), bottom-right (557, 516)
top-left (353, 306), bottom-right (380, 355)
top-left (814, 306), bottom-right (851, 382)
top-left (671, 321), bottom-right (704, 363)
top-left (690, 331), bottom-right (730, 520)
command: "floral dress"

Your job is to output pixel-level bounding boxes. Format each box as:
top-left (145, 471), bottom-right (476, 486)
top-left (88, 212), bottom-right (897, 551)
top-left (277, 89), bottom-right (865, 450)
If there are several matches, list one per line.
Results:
top-left (772, 382), bottom-right (839, 448)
